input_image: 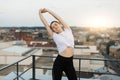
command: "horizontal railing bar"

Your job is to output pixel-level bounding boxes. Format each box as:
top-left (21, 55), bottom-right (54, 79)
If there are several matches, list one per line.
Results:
top-left (34, 55), bottom-right (56, 58)
top-left (13, 72), bottom-right (25, 80)
top-left (35, 67), bottom-right (52, 70)
top-left (34, 55), bottom-right (120, 61)
top-left (13, 66), bottom-right (32, 80)
top-left (0, 55), bottom-right (32, 71)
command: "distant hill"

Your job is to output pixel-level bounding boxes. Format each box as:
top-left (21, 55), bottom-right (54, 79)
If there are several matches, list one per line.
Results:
top-left (0, 26), bottom-right (46, 30)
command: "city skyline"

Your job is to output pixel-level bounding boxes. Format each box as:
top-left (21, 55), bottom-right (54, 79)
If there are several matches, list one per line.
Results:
top-left (0, 0), bottom-right (120, 27)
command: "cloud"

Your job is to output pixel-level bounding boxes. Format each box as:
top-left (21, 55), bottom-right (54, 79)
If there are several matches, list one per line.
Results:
top-left (0, 12), bottom-right (5, 14)
top-left (0, 0), bottom-right (120, 27)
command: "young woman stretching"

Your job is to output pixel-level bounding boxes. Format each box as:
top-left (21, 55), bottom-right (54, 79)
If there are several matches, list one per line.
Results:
top-left (39, 8), bottom-right (77, 80)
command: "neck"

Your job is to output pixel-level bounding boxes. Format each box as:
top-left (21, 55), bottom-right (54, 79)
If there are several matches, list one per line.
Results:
top-left (56, 29), bottom-right (63, 34)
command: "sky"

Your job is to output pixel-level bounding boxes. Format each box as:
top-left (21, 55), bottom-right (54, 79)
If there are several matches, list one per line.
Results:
top-left (0, 0), bottom-right (120, 27)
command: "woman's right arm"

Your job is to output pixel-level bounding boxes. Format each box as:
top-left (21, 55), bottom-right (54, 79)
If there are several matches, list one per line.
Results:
top-left (39, 9), bottom-right (53, 37)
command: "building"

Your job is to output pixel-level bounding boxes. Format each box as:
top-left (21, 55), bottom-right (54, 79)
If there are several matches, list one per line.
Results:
top-left (74, 45), bottom-right (105, 74)
top-left (110, 45), bottom-right (120, 59)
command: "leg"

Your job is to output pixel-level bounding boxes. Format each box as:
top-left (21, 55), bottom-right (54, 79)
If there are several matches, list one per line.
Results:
top-left (52, 56), bottom-right (63, 80)
top-left (64, 59), bottom-right (77, 80)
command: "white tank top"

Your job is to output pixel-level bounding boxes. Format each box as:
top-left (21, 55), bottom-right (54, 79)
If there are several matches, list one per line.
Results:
top-left (53, 28), bottom-right (74, 54)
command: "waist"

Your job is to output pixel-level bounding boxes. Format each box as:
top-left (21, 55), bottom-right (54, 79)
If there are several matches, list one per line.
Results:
top-left (57, 54), bottom-right (73, 60)
top-left (59, 47), bottom-right (74, 57)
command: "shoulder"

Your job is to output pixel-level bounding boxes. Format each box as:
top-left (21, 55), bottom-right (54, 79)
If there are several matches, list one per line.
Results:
top-left (52, 32), bottom-right (58, 38)
top-left (64, 27), bottom-right (72, 32)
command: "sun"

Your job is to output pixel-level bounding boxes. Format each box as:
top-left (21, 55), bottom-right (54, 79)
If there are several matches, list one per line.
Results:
top-left (86, 16), bottom-right (113, 28)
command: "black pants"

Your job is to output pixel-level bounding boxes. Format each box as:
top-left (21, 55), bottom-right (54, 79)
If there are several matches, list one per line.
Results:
top-left (52, 55), bottom-right (77, 80)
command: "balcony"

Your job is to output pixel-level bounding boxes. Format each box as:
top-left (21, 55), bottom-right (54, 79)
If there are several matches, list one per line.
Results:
top-left (0, 55), bottom-right (120, 80)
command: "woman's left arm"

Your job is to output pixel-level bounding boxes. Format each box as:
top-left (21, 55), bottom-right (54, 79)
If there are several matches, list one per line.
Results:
top-left (46, 8), bottom-right (71, 29)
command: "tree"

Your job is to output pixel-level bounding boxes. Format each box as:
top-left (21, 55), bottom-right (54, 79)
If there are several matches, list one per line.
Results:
top-left (106, 40), bottom-right (115, 55)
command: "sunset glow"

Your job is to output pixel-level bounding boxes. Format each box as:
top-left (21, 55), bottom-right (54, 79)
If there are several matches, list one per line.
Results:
top-left (0, 0), bottom-right (120, 27)
top-left (86, 16), bottom-right (113, 28)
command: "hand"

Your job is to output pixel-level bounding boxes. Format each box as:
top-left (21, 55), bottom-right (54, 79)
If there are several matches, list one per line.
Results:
top-left (40, 8), bottom-right (48, 13)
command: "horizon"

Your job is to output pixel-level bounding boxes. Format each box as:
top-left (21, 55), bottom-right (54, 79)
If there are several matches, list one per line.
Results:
top-left (0, 0), bottom-right (120, 27)
top-left (0, 26), bottom-right (120, 29)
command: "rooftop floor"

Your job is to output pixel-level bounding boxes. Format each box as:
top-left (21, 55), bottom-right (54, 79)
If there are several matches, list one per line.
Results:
top-left (2, 72), bottom-right (101, 80)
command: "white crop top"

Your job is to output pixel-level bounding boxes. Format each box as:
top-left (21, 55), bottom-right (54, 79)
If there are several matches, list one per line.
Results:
top-left (53, 28), bottom-right (74, 54)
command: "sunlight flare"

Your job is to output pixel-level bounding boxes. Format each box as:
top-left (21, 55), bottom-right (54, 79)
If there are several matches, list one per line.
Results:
top-left (86, 16), bottom-right (113, 28)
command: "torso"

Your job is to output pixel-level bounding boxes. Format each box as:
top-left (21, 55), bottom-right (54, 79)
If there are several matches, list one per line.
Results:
top-left (53, 28), bottom-right (74, 58)
top-left (60, 47), bottom-right (74, 57)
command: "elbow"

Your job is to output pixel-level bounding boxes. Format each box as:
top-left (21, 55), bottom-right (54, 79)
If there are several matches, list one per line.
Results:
top-left (39, 9), bottom-right (43, 16)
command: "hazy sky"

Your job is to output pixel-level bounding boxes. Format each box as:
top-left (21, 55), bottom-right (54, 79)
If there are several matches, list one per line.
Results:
top-left (0, 0), bottom-right (120, 27)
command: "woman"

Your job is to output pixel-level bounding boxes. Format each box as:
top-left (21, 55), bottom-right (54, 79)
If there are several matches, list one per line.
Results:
top-left (39, 8), bottom-right (77, 80)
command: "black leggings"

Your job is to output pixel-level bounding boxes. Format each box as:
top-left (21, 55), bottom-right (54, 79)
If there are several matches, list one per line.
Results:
top-left (52, 55), bottom-right (77, 80)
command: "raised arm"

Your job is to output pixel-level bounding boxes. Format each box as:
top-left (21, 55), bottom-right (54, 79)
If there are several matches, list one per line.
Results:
top-left (39, 9), bottom-right (53, 37)
top-left (46, 8), bottom-right (70, 29)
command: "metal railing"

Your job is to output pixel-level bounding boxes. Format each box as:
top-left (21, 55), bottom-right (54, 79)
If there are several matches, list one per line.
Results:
top-left (0, 55), bottom-right (120, 80)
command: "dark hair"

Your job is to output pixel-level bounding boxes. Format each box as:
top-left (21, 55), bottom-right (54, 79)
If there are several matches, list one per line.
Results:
top-left (50, 21), bottom-right (60, 32)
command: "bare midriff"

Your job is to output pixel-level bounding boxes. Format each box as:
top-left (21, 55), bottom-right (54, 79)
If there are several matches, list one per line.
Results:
top-left (59, 47), bottom-right (74, 57)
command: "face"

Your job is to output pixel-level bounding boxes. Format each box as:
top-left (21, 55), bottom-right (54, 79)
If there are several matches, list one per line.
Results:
top-left (51, 22), bottom-right (63, 33)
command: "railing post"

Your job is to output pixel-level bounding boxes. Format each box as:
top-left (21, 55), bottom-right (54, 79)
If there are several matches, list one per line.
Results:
top-left (16, 62), bottom-right (19, 80)
top-left (32, 55), bottom-right (36, 80)
top-left (79, 59), bottom-right (81, 80)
